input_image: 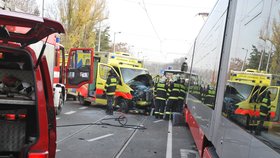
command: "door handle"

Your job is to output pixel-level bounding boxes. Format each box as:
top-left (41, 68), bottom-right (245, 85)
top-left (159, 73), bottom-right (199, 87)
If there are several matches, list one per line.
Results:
top-left (97, 83), bottom-right (103, 85)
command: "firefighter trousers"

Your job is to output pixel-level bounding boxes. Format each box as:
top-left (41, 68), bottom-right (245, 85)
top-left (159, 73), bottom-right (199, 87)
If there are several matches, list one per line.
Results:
top-left (155, 99), bottom-right (166, 118)
top-left (165, 99), bottom-right (178, 120)
top-left (106, 95), bottom-right (114, 115)
top-left (177, 99), bottom-right (184, 113)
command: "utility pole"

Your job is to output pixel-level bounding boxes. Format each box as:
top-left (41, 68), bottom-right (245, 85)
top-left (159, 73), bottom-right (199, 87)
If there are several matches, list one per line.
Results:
top-left (113, 32), bottom-right (121, 53)
top-left (241, 48), bottom-right (248, 71)
top-left (42, 0), bottom-right (45, 17)
top-left (97, 22), bottom-right (102, 52)
top-left (258, 39), bottom-right (266, 71)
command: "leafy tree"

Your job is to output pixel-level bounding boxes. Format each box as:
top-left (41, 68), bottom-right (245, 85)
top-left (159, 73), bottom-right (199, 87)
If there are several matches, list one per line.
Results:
top-left (8, 0), bottom-right (40, 15)
top-left (58, 0), bottom-right (108, 50)
top-left (95, 26), bottom-right (111, 51)
top-left (247, 45), bottom-right (269, 71)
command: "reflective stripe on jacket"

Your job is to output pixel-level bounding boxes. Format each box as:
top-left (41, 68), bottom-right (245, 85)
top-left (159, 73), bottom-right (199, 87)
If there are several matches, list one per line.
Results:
top-left (155, 82), bottom-right (168, 100)
top-left (178, 84), bottom-right (186, 100)
top-left (105, 76), bottom-right (117, 96)
top-left (260, 97), bottom-right (271, 117)
top-left (168, 82), bottom-right (180, 100)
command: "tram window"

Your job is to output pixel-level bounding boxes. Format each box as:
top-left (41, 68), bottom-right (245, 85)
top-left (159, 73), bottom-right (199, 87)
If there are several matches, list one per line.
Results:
top-left (187, 4), bottom-right (227, 109)
top-left (222, 0), bottom-right (280, 152)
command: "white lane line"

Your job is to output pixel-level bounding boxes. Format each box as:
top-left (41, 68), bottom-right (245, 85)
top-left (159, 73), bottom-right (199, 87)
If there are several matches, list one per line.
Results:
top-left (64, 111), bottom-right (76, 115)
top-left (166, 120), bottom-right (172, 158)
top-left (57, 116), bottom-right (109, 144)
top-left (56, 117), bottom-right (60, 120)
top-left (87, 134), bottom-right (114, 142)
top-left (56, 149), bottom-right (61, 152)
top-left (153, 120), bottom-right (164, 123)
top-left (79, 107), bottom-right (88, 110)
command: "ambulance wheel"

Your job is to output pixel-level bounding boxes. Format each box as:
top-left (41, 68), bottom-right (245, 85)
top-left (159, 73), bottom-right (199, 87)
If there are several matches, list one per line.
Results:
top-left (56, 94), bottom-right (64, 115)
top-left (79, 96), bottom-right (91, 106)
top-left (120, 99), bottom-right (129, 113)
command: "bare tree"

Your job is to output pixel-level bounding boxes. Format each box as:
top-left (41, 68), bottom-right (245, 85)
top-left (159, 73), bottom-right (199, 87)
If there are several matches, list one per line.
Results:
top-left (8, 0), bottom-right (40, 15)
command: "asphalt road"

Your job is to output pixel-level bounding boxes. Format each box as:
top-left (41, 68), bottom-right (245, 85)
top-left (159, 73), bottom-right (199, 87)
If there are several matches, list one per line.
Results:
top-left (55, 101), bottom-right (198, 158)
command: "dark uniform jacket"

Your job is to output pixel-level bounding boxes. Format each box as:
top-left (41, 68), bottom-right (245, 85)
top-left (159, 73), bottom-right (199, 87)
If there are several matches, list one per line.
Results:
top-left (168, 81), bottom-right (180, 100)
top-left (105, 75), bottom-right (118, 96)
top-left (155, 82), bottom-right (169, 100)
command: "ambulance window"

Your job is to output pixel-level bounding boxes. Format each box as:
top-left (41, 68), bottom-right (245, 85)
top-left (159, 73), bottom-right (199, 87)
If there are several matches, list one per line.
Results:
top-left (267, 88), bottom-right (277, 102)
top-left (113, 66), bottom-right (120, 76)
top-left (99, 65), bottom-right (111, 80)
top-left (250, 86), bottom-right (260, 103)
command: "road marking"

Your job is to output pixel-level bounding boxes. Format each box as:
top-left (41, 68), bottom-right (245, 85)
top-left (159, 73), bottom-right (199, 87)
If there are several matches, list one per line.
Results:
top-left (64, 111), bottom-right (76, 115)
top-left (87, 134), bottom-right (114, 142)
top-left (166, 120), bottom-right (172, 158)
top-left (180, 149), bottom-right (199, 158)
top-left (115, 116), bottom-right (148, 158)
top-left (57, 116), bottom-right (109, 144)
top-left (56, 117), bottom-right (60, 120)
top-left (79, 107), bottom-right (88, 110)
top-left (153, 120), bottom-right (163, 123)
top-left (56, 149), bottom-right (61, 152)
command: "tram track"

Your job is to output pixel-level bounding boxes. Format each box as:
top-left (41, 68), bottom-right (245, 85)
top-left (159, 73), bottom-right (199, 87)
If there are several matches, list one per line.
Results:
top-left (113, 116), bottom-right (148, 158)
top-left (56, 115), bottom-right (109, 144)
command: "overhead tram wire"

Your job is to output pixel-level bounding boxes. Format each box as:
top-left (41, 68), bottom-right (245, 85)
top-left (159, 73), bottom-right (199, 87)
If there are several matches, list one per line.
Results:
top-left (141, 0), bottom-right (161, 42)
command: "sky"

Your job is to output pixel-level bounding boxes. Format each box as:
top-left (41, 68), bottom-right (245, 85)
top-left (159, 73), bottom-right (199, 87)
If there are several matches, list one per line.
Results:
top-left (36, 0), bottom-right (217, 63)
top-left (106, 0), bottom-right (218, 63)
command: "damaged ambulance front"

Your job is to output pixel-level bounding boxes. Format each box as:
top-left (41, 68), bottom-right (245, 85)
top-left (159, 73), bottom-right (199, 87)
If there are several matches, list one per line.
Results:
top-left (120, 67), bottom-right (154, 113)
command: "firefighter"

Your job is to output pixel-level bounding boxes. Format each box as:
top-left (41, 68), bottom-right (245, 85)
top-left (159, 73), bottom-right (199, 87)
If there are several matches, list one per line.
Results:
top-left (165, 75), bottom-right (180, 120)
top-left (105, 70), bottom-right (118, 115)
top-left (178, 78), bottom-right (186, 113)
top-left (204, 85), bottom-right (216, 107)
top-left (154, 76), bottom-right (168, 119)
top-left (255, 91), bottom-right (271, 135)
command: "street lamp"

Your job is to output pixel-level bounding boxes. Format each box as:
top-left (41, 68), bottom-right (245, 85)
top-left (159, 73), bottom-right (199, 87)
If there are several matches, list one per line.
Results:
top-left (113, 32), bottom-right (121, 53)
top-left (241, 48), bottom-right (248, 71)
top-left (196, 12), bottom-right (209, 21)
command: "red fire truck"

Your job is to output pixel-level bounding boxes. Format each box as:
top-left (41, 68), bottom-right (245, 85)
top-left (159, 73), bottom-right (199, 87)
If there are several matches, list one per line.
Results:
top-left (30, 34), bottom-right (67, 115)
top-left (0, 10), bottom-right (64, 158)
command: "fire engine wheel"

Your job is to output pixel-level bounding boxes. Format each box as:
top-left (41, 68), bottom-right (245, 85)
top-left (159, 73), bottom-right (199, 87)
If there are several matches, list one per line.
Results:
top-left (79, 96), bottom-right (91, 106)
top-left (56, 94), bottom-right (64, 115)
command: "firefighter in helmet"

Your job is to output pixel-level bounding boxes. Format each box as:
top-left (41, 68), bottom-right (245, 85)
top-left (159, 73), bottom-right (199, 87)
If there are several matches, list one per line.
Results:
top-left (105, 69), bottom-right (118, 115)
top-left (165, 75), bottom-right (180, 120)
top-left (154, 76), bottom-right (168, 119)
top-left (255, 90), bottom-right (271, 135)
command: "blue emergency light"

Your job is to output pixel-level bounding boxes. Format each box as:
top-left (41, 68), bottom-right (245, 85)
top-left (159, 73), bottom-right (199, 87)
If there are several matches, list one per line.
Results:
top-left (56, 37), bottom-right (60, 43)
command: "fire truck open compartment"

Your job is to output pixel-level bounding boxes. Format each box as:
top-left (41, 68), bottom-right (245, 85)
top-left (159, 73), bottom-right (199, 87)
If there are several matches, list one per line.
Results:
top-left (0, 49), bottom-right (37, 158)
